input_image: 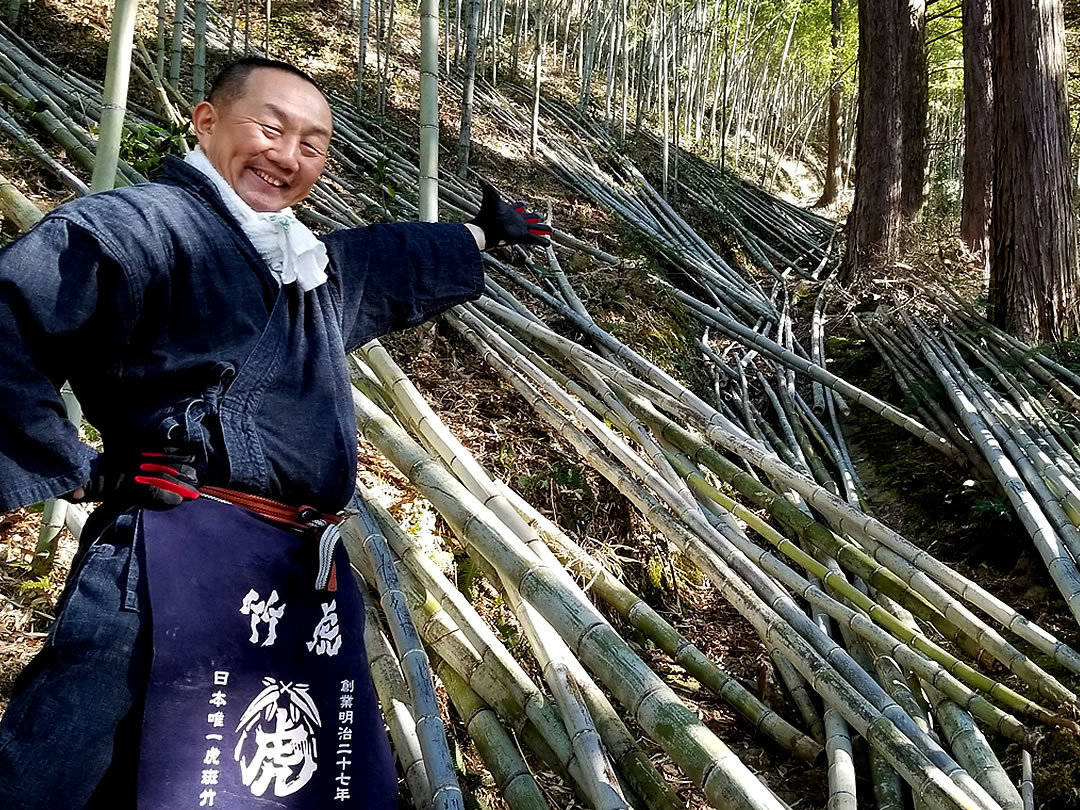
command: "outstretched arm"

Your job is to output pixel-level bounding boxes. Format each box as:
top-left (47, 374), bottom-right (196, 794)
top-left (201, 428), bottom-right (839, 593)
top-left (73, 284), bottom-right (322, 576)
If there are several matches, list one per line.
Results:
top-left (325, 180), bottom-right (550, 350)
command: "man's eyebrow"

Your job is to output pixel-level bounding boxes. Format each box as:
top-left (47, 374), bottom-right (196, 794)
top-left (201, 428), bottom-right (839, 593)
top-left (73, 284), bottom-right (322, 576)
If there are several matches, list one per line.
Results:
top-left (262, 102), bottom-right (332, 139)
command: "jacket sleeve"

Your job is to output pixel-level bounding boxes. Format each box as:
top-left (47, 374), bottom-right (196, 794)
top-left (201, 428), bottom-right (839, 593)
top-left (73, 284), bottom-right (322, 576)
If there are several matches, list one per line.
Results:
top-left (0, 216), bottom-right (138, 512)
top-left (320, 221), bottom-right (485, 350)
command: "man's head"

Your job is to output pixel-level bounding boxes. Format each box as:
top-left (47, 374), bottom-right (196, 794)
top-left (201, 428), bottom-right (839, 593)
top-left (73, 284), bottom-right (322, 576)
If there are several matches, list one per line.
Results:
top-left (192, 58), bottom-right (333, 212)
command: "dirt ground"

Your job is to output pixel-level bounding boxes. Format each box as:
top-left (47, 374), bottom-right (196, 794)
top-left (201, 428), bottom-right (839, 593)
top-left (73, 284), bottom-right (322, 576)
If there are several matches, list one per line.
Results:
top-left (3, 2), bottom-right (1080, 809)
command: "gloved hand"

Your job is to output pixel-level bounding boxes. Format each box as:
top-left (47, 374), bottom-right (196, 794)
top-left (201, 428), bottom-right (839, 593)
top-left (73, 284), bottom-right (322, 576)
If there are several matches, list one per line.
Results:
top-left (69, 450), bottom-right (200, 509)
top-left (469, 178), bottom-right (552, 248)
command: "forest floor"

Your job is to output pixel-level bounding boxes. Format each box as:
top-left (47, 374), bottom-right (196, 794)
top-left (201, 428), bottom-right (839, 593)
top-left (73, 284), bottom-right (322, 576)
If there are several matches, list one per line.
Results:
top-left (2, 1), bottom-right (1080, 809)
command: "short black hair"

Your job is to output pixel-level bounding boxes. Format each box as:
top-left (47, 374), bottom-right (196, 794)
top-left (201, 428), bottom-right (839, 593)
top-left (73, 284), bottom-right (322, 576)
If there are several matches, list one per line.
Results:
top-left (208, 57), bottom-right (326, 108)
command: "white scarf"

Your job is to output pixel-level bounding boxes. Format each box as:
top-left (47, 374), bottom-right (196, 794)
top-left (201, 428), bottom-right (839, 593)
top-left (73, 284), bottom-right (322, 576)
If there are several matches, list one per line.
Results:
top-left (184, 148), bottom-right (329, 292)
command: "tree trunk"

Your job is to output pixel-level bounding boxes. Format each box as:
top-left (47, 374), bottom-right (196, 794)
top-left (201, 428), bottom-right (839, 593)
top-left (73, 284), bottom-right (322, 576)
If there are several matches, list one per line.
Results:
top-left (989, 0), bottom-right (1078, 341)
top-left (660, 16), bottom-right (669, 198)
top-left (619, 0), bottom-right (628, 140)
top-left (444, 0), bottom-right (451, 74)
top-left (842, 0), bottom-right (902, 279)
top-left (511, 0), bottom-right (523, 78)
top-left (227, 0), bottom-right (239, 56)
top-left (604, 0), bottom-right (618, 124)
top-left (899, 0), bottom-right (928, 222)
top-left (457, 0), bottom-right (482, 177)
top-left (960, 0), bottom-right (992, 260)
top-left (815, 0), bottom-right (843, 207)
top-left (379, 0), bottom-right (397, 114)
top-left (454, 0), bottom-right (462, 67)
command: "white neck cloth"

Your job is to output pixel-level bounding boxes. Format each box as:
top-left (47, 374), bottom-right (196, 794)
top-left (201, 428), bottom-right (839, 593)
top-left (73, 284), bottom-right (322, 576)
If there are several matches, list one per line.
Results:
top-left (184, 147), bottom-right (329, 292)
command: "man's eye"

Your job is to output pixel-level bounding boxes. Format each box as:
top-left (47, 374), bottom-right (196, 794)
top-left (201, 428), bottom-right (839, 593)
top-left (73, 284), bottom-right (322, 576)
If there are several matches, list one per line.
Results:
top-left (260, 124), bottom-right (281, 138)
top-left (301, 143), bottom-right (324, 157)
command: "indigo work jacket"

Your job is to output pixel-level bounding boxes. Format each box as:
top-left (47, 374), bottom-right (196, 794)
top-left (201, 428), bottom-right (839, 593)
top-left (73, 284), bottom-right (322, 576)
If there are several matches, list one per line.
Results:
top-left (0, 158), bottom-right (484, 513)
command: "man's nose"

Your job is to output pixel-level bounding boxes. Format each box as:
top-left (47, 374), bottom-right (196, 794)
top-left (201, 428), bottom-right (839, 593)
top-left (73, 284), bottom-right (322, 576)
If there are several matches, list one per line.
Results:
top-left (269, 137), bottom-right (301, 173)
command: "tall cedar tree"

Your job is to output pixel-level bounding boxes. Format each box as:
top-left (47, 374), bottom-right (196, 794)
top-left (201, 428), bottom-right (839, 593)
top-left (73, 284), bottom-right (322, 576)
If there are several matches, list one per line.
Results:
top-left (815, 0), bottom-right (843, 207)
top-left (899, 0), bottom-right (928, 221)
top-left (960, 0), bottom-right (992, 261)
top-left (990, 0), bottom-right (1078, 341)
top-left (843, 0), bottom-right (902, 278)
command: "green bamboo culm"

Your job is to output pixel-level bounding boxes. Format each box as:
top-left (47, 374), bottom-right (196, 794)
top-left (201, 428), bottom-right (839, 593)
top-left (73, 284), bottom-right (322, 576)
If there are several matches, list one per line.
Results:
top-left (192, 0), bottom-right (208, 103)
top-left (0, 169), bottom-right (42, 231)
top-left (359, 588), bottom-right (433, 808)
top-left (92, 0), bottom-right (139, 192)
top-left (437, 661), bottom-right (552, 810)
top-left (350, 496), bottom-right (466, 810)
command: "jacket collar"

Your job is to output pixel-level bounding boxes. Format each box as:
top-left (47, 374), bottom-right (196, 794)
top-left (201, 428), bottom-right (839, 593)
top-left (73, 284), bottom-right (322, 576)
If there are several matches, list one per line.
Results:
top-left (157, 155), bottom-right (237, 221)
top-left (155, 155), bottom-right (283, 300)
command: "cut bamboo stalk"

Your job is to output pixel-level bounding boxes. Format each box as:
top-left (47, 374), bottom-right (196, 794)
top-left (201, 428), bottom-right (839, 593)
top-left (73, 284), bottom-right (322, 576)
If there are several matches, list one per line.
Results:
top-left (437, 662), bottom-right (553, 810)
top-left (507, 581), bottom-right (629, 810)
top-left (1020, 751), bottom-right (1032, 810)
top-left (357, 344), bottom-right (689, 810)
top-left (361, 587), bottom-right (434, 809)
top-left (352, 496), bottom-right (466, 810)
top-left (768, 644), bottom-right (827, 744)
top-left (925, 685), bottom-right (1022, 810)
top-left (0, 169), bottom-right (42, 231)
top-left (350, 486), bottom-right (631, 805)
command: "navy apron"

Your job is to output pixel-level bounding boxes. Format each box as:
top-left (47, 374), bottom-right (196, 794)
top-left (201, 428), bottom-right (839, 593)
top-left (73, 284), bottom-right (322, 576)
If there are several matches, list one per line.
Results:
top-left (136, 497), bottom-right (398, 809)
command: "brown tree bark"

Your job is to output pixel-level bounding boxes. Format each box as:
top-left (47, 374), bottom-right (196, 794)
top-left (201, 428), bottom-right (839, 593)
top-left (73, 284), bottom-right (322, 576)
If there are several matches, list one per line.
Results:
top-left (815, 0), bottom-right (843, 207)
top-left (990, 0), bottom-right (1078, 342)
top-left (899, 0), bottom-right (928, 222)
top-left (960, 0), bottom-right (992, 261)
top-left (842, 0), bottom-right (902, 279)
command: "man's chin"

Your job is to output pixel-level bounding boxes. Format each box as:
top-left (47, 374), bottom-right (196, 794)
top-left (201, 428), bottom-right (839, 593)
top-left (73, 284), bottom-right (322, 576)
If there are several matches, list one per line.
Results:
top-left (238, 187), bottom-right (291, 213)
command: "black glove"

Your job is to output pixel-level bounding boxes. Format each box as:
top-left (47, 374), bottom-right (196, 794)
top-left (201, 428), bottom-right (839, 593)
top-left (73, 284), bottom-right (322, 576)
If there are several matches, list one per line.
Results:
top-left (469, 178), bottom-right (552, 248)
top-left (70, 450), bottom-right (200, 509)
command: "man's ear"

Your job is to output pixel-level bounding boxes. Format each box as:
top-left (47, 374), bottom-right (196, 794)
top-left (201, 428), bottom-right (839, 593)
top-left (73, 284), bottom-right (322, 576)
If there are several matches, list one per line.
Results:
top-left (191, 101), bottom-right (217, 137)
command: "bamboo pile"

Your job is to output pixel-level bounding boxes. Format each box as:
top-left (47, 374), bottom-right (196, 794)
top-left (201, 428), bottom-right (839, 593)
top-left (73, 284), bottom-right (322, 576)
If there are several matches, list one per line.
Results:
top-left (859, 293), bottom-right (1080, 629)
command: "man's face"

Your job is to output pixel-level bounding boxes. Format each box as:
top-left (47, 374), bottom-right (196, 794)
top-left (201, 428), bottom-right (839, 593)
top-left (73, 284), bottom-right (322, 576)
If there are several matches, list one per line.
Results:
top-left (193, 68), bottom-right (333, 212)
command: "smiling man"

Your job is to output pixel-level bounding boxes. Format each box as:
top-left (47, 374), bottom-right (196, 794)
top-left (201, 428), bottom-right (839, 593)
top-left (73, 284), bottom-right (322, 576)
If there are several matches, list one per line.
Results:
top-left (0, 57), bottom-right (549, 809)
top-left (194, 64), bottom-right (333, 212)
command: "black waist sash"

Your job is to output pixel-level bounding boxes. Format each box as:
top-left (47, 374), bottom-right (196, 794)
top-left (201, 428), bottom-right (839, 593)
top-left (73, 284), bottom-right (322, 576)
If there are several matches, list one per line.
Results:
top-left (137, 497), bottom-right (397, 809)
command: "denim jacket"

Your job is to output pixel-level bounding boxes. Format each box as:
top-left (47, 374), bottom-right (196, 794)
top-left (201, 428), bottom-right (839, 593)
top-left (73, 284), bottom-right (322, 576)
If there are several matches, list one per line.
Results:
top-left (0, 158), bottom-right (483, 513)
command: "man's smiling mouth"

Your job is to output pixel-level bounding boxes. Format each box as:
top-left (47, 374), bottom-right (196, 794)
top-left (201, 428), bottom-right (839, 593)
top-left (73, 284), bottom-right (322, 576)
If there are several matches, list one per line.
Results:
top-left (250, 168), bottom-right (287, 188)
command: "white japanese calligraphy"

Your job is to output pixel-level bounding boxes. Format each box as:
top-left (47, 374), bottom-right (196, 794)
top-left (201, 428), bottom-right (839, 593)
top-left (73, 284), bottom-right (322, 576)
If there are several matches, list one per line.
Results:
top-left (240, 589), bottom-right (286, 646)
top-left (306, 600), bottom-right (342, 657)
top-left (234, 678), bottom-right (321, 798)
